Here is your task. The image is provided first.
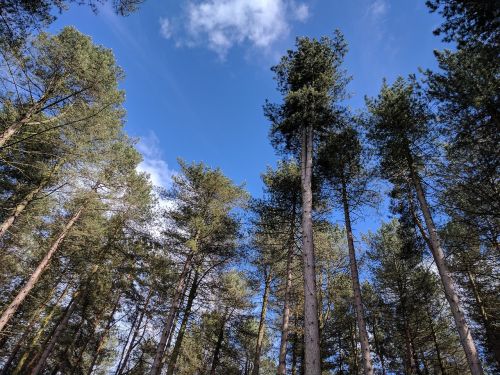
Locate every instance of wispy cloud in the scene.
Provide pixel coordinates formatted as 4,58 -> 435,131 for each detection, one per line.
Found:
159,0 -> 310,58
159,17 -> 173,39
368,0 -> 388,20
136,132 -> 175,189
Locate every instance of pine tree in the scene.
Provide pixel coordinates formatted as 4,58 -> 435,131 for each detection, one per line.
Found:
265,31 -> 349,374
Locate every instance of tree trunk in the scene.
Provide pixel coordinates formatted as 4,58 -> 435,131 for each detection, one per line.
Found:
0,159 -> 64,239
150,253 -> 193,375
403,319 -> 417,375
300,125 -> 321,375
278,242 -> 294,375
116,288 -> 153,375
166,271 -> 199,375
425,307 -> 446,375
1,280 -> 62,375
11,282 -> 71,375
30,292 -> 79,375
467,270 -> 500,367
209,313 -> 227,375
341,179 -> 374,375
408,157 -> 484,375
0,207 -> 84,333
370,317 -> 386,375
291,312 -> 298,375
86,293 -> 121,374
251,269 -> 271,375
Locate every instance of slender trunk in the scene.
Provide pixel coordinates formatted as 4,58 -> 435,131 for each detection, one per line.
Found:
251,269 -> 271,375
350,321 -> 359,374
166,271 -> 199,375
11,283 -> 71,375
0,94 -> 49,148
1,281 -> 62,375
467,270 -> 500,368
403,320 -> 417,375
408,157 -> 484,375
370,317 -> 386,375
341,179 -> 374,375
30,293 -> 79,375
291,312 -> 298,375
150,253 -> 193,375
425,307 -> 446,375
86,293 -> 121,375
278,244 -> 294,375
116,289 -> 153,375
209,314 -> 227,375
300,125 -> 321,375
0,159 -> 64,239
0,207 -> 84,333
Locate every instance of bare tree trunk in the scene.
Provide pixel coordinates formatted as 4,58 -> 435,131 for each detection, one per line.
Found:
87,293 -> 121,374
404,320 -> 417,375
291,311 -> 298,375
467,270 -> 500,367
251,269 -> 271,375
150,253 -> 193,375
166,271 -> 199,375
116,288 -> 153,375
1,280 -> 62,375
408,158 -> 484,375
369,317 -> 386,375
0,159 -> 64,239
11,282 -> 71,375
0,207 -> 84,333
30,292 -> 79,375
300,125 -> 321,375
425,306 -> 446,375
209,313 -> 227,375
341,179 -> 374,375
278,245 -> 294,375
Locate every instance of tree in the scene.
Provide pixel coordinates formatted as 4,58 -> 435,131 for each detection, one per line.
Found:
149,160 -> 247,375
425,0 -> 500,48
318,125 -> 375,375
264,31 -> 349,375
366,77 -> 484,375
0,0 -> 144,47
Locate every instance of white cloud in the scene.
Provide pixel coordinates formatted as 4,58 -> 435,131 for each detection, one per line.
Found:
162,0 -> 309,58
136,132 -> 175,189
159,17 -> 173,39
368,0 -> 388,19
291,2 -> 309,22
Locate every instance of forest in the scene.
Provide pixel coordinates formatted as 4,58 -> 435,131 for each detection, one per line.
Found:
0,0 -> 498,374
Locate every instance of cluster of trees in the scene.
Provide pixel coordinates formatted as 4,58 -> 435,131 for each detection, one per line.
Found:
0,1 -> 498,374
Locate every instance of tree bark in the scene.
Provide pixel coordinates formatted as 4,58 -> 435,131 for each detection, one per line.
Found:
209,313 -> 227,375
86,293 -> 121,374
300,125 -> 321,375
149,253 -> 193,375
0,207 -> 84,333
251,269 -> 272,375
0,159 -> 64,239
11,282 -> 71,375
427,310 -> 446,375
408,157 -> 484,375
0,280 -> 62,375
467,270 -> 500,367
341,179 -> 375,375
116,288 -> 153,375
278,243 -> 294,375
166,271 -> 199,375
30,292 -> 79,375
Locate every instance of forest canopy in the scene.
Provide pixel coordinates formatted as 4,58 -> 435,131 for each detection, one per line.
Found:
0,1 -> 498,375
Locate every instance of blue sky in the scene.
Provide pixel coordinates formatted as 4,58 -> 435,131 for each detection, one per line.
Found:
51,0 -> 446,234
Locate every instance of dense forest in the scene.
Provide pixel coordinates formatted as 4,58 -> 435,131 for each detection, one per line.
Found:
0,1 -> 498,374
